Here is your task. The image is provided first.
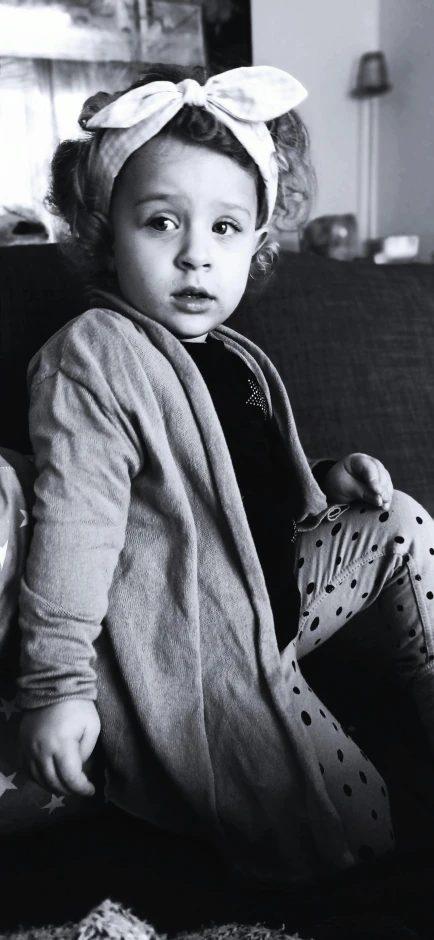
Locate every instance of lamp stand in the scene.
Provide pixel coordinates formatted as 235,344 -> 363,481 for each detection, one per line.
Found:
357,95 -> 379,255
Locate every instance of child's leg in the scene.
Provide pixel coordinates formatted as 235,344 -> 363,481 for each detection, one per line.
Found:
294,489 -> 434,735
282,488 -> 434,864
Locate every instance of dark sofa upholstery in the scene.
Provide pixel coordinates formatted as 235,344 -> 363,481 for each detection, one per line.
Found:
2,244 -> 434,935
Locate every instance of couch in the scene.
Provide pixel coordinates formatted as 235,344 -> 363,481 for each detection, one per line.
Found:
1,243 -> 434,937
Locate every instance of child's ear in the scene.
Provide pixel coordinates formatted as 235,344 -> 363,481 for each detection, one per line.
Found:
252,228 -> 269,257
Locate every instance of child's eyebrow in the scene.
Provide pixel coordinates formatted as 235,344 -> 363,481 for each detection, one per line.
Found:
220,202 -> 253,219
135,194 -> 252,218
135,193 -> 176,206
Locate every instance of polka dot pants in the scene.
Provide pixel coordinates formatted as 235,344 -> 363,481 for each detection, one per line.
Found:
283,489 -> 434,865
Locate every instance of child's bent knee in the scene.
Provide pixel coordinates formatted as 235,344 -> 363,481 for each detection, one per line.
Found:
389,489 -> 433,532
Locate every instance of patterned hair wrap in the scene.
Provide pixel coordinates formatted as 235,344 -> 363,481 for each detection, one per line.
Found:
85,66 -> 308,225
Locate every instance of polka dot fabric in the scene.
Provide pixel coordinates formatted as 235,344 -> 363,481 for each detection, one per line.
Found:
282,639 -> 394,860
289,488 -> 434,862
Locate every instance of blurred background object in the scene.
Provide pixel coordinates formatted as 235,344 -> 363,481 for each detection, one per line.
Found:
199,0 -> 252,71
0,0 -> 206,66
0,205 -> 49,246
352,50 -> 392,97
300,214 -> 358,261
351,50 -> 393,255
371,234 -> 420,264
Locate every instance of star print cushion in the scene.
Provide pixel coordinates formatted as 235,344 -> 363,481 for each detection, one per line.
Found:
0,448 -> 105,833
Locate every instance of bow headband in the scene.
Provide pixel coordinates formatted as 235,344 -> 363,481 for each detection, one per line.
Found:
85,66 -> 308,225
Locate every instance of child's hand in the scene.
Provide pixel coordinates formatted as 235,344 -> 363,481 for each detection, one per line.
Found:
322,453 -> 393,509
20,699 -> 100,798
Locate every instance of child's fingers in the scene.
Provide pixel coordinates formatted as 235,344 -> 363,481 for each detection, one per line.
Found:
53,744 -> 95,797
78,711 -> 101,763
368,465 -> 393,507
29,756 -> 69,796
354,458 -> 382,503
358,457 -> 392,507
360,456 -> 380,486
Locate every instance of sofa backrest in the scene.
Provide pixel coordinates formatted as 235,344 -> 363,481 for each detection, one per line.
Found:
2,243 -> 434,514
1,244 -> 87,455
234,254 -> 434,516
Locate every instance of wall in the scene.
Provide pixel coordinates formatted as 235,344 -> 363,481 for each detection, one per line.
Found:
251,0 -> 379,244
378,0 -> 434,261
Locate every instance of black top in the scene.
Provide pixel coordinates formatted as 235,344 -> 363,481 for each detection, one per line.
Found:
183,336 -> 302,651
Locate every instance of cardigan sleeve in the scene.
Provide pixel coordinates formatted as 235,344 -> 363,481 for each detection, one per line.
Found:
17,366 -> 142,710
310,459 -> 337,493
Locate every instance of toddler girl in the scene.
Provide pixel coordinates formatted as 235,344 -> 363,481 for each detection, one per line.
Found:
17,63 -> 434,887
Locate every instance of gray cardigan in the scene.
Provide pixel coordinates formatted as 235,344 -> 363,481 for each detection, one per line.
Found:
17,290 -> 354,885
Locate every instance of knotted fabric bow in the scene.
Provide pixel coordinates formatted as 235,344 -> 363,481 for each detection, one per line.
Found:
86,66 -> 308,225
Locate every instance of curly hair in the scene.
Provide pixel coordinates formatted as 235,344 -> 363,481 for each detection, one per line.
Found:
47,63 -> 316,290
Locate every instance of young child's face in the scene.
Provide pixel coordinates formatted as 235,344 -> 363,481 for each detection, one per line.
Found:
110,135 -> 267,342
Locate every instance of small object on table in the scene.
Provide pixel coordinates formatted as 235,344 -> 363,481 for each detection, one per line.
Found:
300,214 -> 358,261
372,234 -> 419,264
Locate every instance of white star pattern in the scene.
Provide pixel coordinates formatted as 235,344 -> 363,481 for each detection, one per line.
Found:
0,540 -> 8,570
19,509 -> 29,528
246,378 -> 268,417
42,794 -> 65,814
0,698 -> 20,721
0,771 -> 18,797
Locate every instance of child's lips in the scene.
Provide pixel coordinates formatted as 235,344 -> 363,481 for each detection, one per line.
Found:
171,289 -> 216,313
173,288 -> 215,300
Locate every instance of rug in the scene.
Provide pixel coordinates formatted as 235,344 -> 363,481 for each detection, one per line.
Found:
0,902 -> 303,940
0,899 -> 424,940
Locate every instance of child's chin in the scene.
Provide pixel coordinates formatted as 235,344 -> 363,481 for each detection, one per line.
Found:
177,330 -> 209,343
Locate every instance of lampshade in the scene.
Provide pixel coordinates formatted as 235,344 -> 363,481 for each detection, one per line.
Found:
352,51 -> 392,98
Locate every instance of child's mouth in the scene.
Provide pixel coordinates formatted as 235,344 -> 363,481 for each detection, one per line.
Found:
172,288 -> 215,312
174,288 -> 214,299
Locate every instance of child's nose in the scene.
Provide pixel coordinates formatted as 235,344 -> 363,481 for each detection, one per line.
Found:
175,230 -> 211,270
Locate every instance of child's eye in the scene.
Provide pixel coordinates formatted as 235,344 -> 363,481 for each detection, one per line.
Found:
147,216 -> 177,232
213,220 -> 241,235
